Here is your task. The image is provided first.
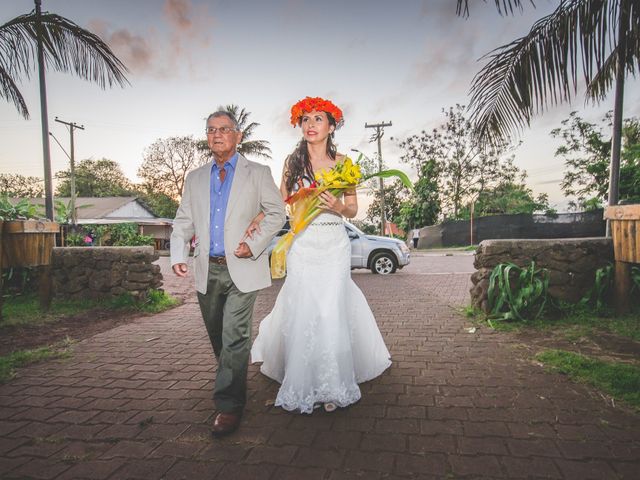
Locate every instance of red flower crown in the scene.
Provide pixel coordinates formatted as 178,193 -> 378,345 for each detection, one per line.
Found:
290,96 -> 344,127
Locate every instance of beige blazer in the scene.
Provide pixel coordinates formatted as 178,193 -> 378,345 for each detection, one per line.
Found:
170,154 -> 286,294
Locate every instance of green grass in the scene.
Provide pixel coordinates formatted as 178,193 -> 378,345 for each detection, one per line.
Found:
529,307 -> 640,342
138,289 -> 179,313
0,338 -> 74,383
536,349 -> 640,409
1,289 -> 179,328
468,302 -> 640,342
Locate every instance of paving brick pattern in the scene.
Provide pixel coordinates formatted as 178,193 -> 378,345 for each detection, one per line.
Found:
1,257 -> 639,479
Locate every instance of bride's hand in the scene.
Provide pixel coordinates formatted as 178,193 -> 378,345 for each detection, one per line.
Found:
318,191 -> 344,215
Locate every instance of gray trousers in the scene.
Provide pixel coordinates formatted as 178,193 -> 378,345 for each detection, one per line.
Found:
197,263 -> 257,413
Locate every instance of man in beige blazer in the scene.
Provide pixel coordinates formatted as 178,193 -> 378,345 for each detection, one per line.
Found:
171,110 -> 285,436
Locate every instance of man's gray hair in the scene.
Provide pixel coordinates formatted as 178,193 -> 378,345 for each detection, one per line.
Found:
206,110 -> 239,130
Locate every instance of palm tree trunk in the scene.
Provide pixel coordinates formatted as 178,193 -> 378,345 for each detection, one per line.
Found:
606,0 -> 629,237
35,0 -> 54,221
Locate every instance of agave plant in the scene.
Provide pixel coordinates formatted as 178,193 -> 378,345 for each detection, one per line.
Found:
579,263 -> 615,313
487,261 -> 550,322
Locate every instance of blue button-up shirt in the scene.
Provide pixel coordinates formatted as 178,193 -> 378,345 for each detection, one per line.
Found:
209,153 -> 237,256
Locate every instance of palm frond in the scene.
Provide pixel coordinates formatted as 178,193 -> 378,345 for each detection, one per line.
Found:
587,0 -> 640,100
241,121 -> 259,139
0,63 -> 29,118
238,140 -> 272,160
0,10 -> 129,117
456,0 -> 533,18
467,0 -> 637,147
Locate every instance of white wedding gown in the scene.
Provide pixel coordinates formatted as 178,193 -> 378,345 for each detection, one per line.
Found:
251,212 -> 392,414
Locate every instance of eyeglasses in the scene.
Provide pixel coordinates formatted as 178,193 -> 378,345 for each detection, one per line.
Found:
205,126 -> 237,135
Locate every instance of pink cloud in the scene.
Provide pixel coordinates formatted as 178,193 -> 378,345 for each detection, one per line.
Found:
87,0 -> 215,80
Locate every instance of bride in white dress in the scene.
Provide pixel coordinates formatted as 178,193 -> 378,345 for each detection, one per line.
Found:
249,97 -> 391,414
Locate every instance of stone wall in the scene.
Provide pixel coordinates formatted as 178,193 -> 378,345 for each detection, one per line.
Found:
470,238 -> 613,312
52,246 -> 163,299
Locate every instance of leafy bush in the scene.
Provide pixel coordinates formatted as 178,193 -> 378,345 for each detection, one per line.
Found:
487,261 -> 549,322
95,223 -> 154,246
632,266 -> 640,296
577,263 -> 614,315
1,267 -> 38,296
0,195 -> 41,220
65,232 -> 86,247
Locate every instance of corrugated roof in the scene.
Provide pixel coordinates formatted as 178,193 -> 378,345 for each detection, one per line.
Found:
11,197 -> 155,219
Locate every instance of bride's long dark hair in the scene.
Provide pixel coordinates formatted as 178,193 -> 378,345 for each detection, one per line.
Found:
284,113 -> 338,194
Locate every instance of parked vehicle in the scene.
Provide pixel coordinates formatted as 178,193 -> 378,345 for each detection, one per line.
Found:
267,220 -> 410,274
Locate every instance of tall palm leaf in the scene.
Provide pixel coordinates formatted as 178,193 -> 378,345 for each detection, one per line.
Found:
457,0 -> 531,17
0,8 -> 129,118
197,104 -> 272,160
457,0 -> 639,148
223,104 -> 272,160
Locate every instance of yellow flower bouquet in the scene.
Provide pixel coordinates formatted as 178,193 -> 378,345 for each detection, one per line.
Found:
270,156 -> 412,279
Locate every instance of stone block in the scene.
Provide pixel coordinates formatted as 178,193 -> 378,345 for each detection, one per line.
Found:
122,281 -> 147,291
95,260 -> 112,270
128,263 -> 151,273
126,271 -> 154,283
110,286 -> 126,296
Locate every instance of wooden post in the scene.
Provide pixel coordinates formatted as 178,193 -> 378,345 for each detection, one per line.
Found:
614,260 -> 631,315
604,205 -> 640,315
39,265 -> 52,311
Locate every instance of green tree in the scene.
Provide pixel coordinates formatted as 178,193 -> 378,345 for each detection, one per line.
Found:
397,160 -> 441,231
0,173 -> 43,197
458,0 -> 639,209
552,112 -> 640,208
136,191 -> 179,219
469,181 -> 553,217
196,104 -> 272,160
397,105 -> 517,220
138,136 -> 205,200
56,158 -> 134,197
0,3 -> 128,119
366,180 -> 409,228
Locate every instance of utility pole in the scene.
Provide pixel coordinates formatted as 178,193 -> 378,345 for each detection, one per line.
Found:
365,121 -> 392,236
54,117 -> 84,226
606,0 -> 629,237
35,0 -> 54,221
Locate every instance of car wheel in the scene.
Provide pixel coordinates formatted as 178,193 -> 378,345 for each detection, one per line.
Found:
370,252 -> 397,275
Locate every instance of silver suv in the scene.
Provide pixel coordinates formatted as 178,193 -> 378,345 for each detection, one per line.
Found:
268,221 -> 410,275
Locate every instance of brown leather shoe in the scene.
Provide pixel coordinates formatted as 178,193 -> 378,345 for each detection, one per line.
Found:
211,411 -> 241,437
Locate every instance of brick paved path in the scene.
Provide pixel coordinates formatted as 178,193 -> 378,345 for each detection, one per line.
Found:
1,256 -> 638,479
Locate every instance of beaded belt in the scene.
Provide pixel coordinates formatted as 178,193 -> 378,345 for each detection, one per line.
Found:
310,221 -> 342,226
209,256 -> 227,265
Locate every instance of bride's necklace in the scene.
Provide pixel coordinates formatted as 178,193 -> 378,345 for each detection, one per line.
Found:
310,155 -> 335,172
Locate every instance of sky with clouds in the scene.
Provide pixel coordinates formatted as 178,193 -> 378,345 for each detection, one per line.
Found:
1,0 -> 639,214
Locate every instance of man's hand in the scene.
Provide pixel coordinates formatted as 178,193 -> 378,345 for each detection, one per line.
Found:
172,263 -> 188,277
234,242 -> 253,258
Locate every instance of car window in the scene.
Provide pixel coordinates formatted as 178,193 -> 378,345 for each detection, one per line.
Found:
345,221 -> 364,235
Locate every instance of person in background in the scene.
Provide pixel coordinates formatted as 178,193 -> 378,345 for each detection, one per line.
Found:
412,228 -> 420,249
